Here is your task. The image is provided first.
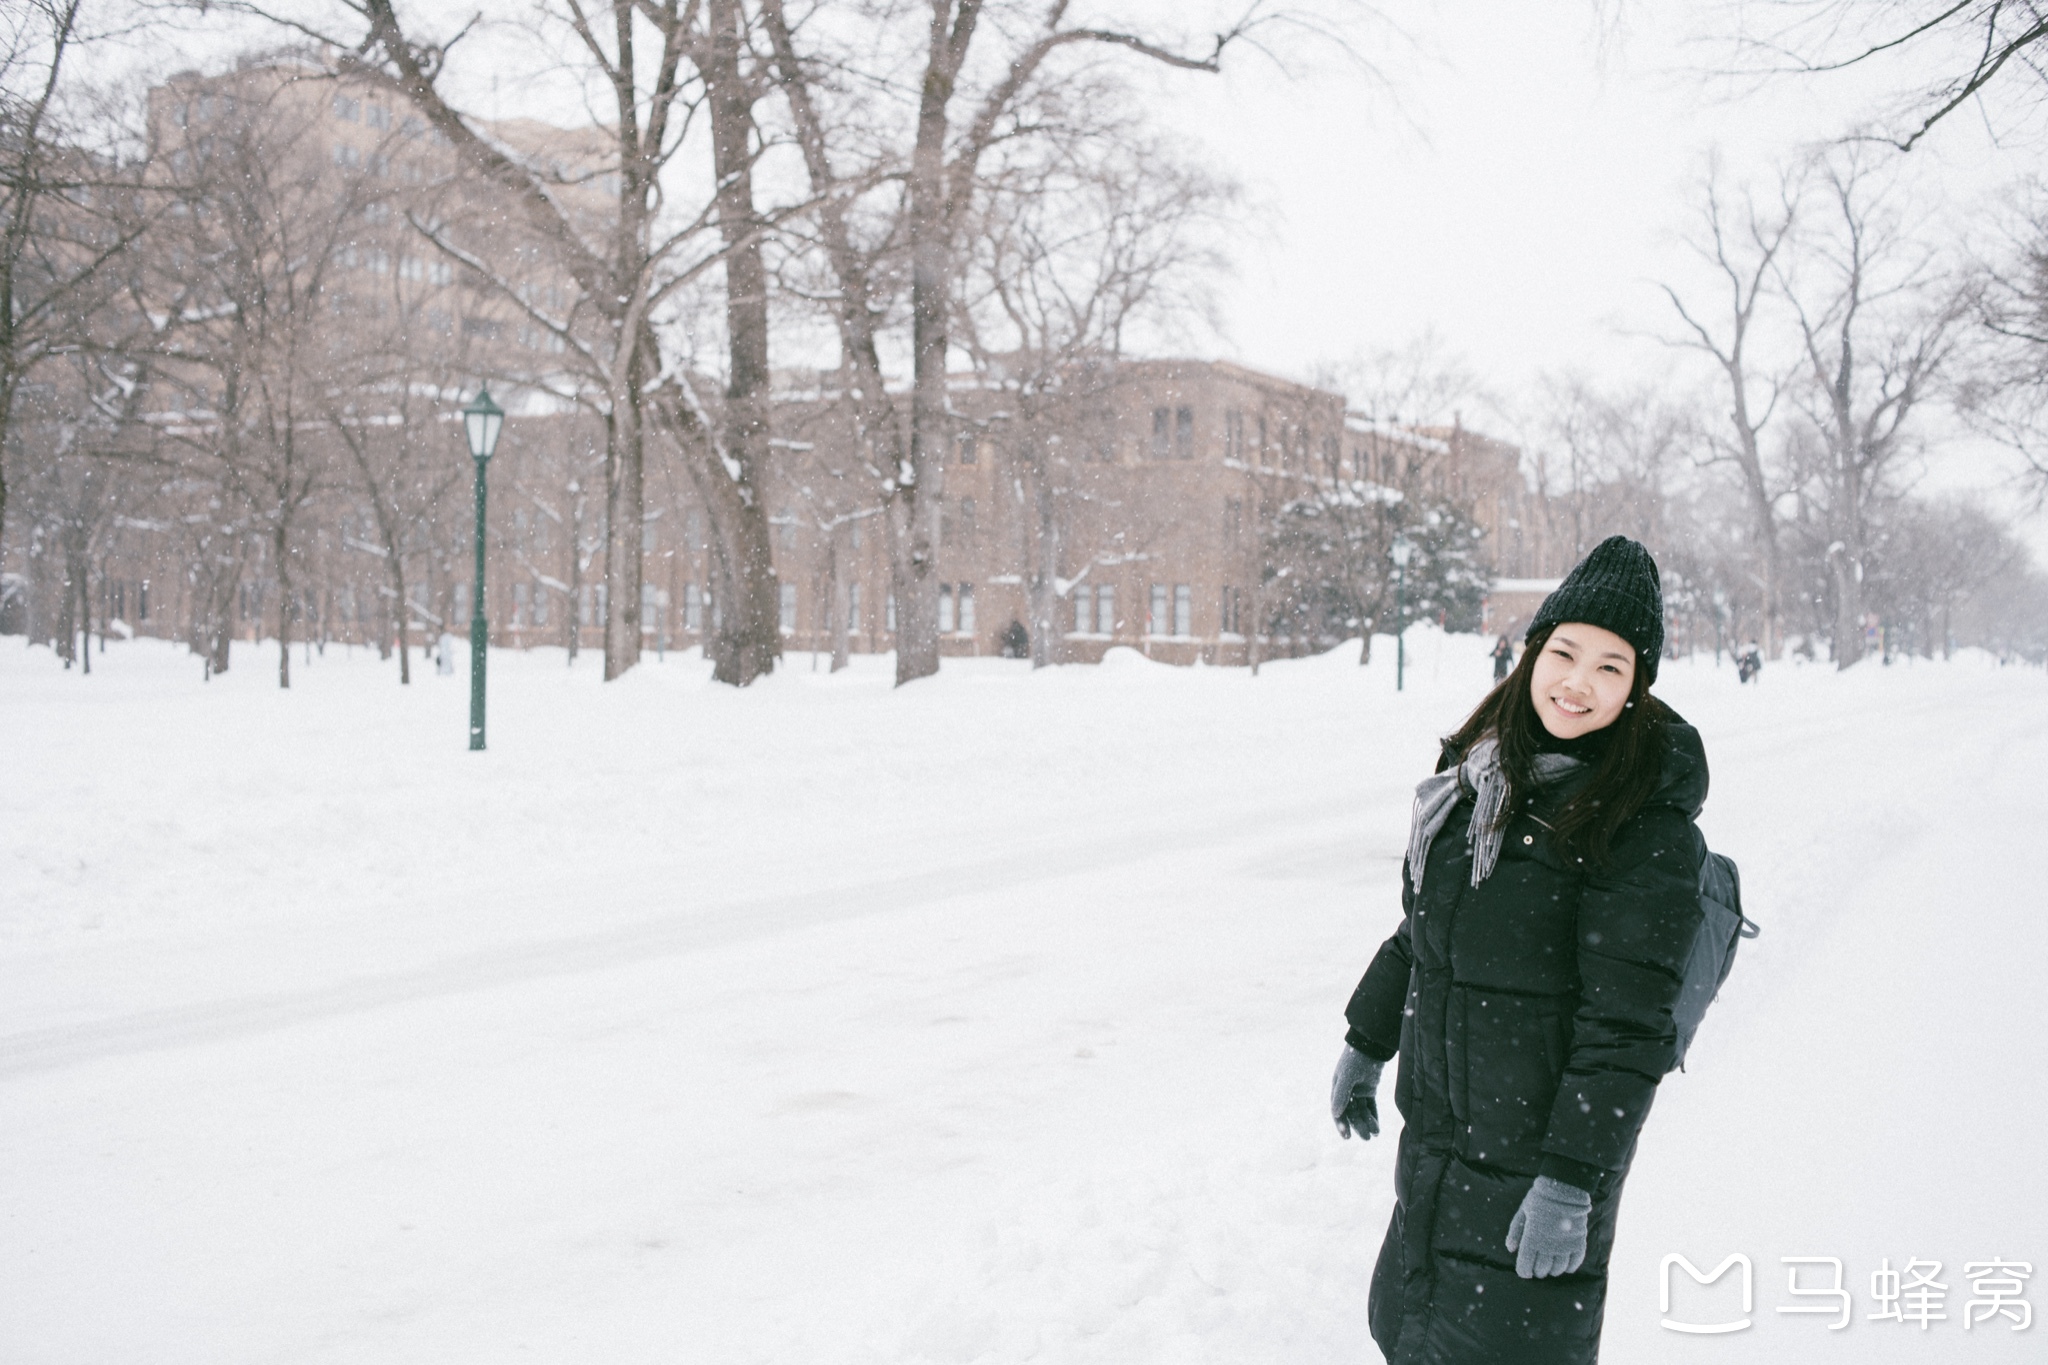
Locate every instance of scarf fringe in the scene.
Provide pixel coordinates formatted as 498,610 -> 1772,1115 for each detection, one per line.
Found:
1407,736 -> 1584,895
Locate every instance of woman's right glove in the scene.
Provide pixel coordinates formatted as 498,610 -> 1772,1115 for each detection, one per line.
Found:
1329,1044 -> 1385,1139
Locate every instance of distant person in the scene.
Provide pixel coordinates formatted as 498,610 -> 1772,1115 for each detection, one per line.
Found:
1331,536 -> 1712,1365
436,631 -> 455,676
1491,633 -> 1515,682
1736,641 -> 1761,685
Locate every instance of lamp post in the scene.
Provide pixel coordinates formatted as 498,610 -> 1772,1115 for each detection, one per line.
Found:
462,387 -> 504,751
1391,536 -> 1413,693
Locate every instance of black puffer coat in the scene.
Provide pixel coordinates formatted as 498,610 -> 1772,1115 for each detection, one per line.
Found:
1345,715 -> 1709,1365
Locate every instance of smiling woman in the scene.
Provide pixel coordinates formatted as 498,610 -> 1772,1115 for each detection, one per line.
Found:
1331,536 -> 1712,1365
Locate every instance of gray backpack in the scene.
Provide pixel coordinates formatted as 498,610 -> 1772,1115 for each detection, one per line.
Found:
1671,831 -> 1758,1071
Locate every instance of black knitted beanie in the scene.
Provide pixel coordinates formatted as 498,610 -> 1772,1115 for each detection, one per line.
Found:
1525,535 -> 1666,683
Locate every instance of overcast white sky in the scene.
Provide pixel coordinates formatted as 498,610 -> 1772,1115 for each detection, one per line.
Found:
132,0 -> 2045,547
1120,0 -> 2044,546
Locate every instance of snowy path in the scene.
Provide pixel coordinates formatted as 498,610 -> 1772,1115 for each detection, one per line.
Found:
4,636 -> 2043,1363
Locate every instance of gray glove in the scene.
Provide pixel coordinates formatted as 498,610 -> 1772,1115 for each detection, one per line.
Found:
1329,1044 -> 1384,1139
1506,1175 -> 1592,1279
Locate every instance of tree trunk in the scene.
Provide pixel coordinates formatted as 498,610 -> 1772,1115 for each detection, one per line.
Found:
56,543 -> 77,667
882,3 -> 981,687
1830,541 -> 1865,670
75,549 -> 91,675
1028,477 -> 1061,669
389,552 -> 411,684
602,401 -> 645,681
565,490 -> 583,663
275,520 -> 293,688
701,0 -> 782,687
828,530 -> 850,673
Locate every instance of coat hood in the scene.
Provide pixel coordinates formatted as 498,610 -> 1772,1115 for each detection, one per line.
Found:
1655,708 -> 1710,821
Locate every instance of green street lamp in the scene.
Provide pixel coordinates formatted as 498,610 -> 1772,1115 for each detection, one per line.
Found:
1391,536 -> 1413,693
462,387 -> 504,750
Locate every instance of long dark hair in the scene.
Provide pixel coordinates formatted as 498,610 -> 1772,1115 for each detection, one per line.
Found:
1442,623 -> 1671,868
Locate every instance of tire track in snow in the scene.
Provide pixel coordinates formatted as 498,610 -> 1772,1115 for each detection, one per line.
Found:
0,795 -> 1360,1079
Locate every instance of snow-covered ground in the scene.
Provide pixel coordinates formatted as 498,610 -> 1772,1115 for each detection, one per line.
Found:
4,631 -> 2043,1363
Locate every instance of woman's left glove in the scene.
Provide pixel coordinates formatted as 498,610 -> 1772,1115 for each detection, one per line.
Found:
1506,1175 -> 1593,1279
1329,1044 -> 1384,1139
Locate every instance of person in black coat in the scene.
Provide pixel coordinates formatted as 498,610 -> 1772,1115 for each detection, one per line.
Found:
1331,536 -> 1708,1365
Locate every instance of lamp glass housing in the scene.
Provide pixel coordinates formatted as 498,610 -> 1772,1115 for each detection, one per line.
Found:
463,388 -> 505,462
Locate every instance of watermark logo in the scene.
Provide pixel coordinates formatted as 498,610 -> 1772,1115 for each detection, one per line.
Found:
1661,1254 -> 2032,1337
1777,1256 -> 1851,1330
1660,1253 -> 1753,1334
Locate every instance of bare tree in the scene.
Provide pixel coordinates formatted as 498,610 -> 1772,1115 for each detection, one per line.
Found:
1729,1 -> 2048,151
1776,150 -> 1966,667
1965,177 -> 2048,502
144,75 -> 385,688
959,128 -> 1234,668
762,0 -> 1268,685
1,0 -> 152,570
1660,162 -> 1799,656
320,329 -> 468,685
222,0 -> 790,683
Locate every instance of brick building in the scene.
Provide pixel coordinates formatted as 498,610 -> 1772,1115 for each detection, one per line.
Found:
50,64 -> 1560,670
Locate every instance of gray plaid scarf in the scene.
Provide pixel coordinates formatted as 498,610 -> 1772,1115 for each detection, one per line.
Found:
1406,735 -> 1585,894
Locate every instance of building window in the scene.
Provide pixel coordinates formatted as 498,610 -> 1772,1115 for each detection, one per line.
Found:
533,584 -> 550,627
956,497 -> 976,544
642,520 -> 656,553
331,143 -> 359,168
453,582 -> 470,622
956,432 -> 977,464
1074,590 -> 1090,634
887,592 -> 896,633
332,95 -> 360,122
1175,406 -> 1194,459
641,583 -> 659,635
139,580 -> 150,621
512,582 -> 530,627
1150,583 -> 1168,635
848,583 -> 862,633
578,584 -> 593,626
957,583 -> 975,635
939,583 -> 955,634
684,582 -> 701,632
1225,409 -> 1244,460
779,583 -> 797,633
1097,584 -> 1116,635
1221,586 -> 1241,636
685,508 -> 704,551
365,103 -> 389,130
1151,407 -> 1170,458
1257,415 -> 1269,466
1174,584 -> 1191,637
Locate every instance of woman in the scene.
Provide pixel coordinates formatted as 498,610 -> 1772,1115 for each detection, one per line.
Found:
1330,536 -> 1708,1365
